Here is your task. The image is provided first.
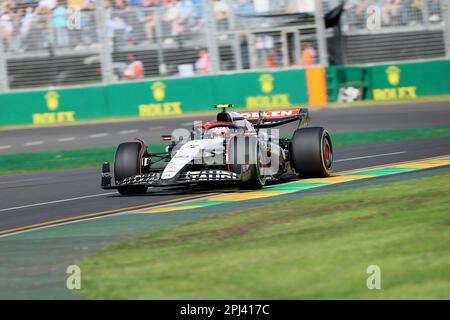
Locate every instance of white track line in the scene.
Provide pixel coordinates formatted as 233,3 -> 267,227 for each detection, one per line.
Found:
0,145 -> 12,150
23,141 -> 44,147
0,177 -> 53,185
88,133 -> 109,138
0,192 -> 116,213
0,193 -> 222,238
151,126 -> 166,130
335,151 -> 406,163
119,129 -> 138,134
0,155 -> 447,238
57,137 -> 75,142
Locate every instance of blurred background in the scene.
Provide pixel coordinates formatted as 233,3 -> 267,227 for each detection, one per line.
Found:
1,0 -> 450,301
0,0 -> 448,90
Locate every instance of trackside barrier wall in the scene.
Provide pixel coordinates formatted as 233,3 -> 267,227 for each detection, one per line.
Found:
3,59 -> 448,127
327,59 -> 450,102
0,70 -> 310,127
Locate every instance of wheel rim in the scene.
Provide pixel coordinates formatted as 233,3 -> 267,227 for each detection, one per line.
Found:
257,146 -> 267,184
322,136 -> 333,169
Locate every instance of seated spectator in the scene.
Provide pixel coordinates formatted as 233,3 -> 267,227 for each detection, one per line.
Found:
177,0 -> 194,29
393,0 -> 419,26
140,0 -> 160,44
382,0 -> 402,26
53,1 -> 69,47
265,48 -> 281,68
104,0 -> 132,44
162,0 -> 182,39
85,0 -> 97,10
127,36 -> 137,45
195,49 -> 210,74
11,6 -> 35,52
80,1 -> 98,46
236,0 -> 254,16
123,54 -> 144,79
114,0 -> 135,24
142,0 -> 161,6
129,0 -> 145,7
190,0 -> 205,32
37,0 -> 57,15
214,0 -> 229,31
342,0 -> 367,30
301,42 -> 316,66
0,7 -> 14,50
68,0 -> 85,9
288,0 -> 316,13
253,0 -> 270,14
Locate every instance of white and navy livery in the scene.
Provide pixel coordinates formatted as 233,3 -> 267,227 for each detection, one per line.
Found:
101,104 -> 333,195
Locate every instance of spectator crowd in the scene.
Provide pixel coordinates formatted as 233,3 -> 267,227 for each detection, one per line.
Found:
0,0 -> 325,52
343,0 -> 442,30
0,0 -> 98,51
0,0 -> 444,80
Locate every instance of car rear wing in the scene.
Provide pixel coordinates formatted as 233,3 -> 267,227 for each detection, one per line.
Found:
240,108 -> 309,129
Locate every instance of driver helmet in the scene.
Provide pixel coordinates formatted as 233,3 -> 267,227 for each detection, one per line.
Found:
208,126 -> 229,139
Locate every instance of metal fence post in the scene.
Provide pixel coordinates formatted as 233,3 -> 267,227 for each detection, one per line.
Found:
442,0 -> 450,57
155,9 -> 166,75
96,1 -> 114,83
247,33 -> 256,69
422,0 -> 430,27
228,1 -> 242,70
314,0 -> 329,66
0,40 -> 8,92
205,0 -> 220,73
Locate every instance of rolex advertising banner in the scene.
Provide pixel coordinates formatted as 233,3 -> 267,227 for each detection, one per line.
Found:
106,70 -> 308,118
0,69 -> 308,127
2,60 -> 450,127
327,59 -> 450,102
105,75 -> 216,118
0,86 -> 108,127
371,60 -> 450,101
212,70 -> 308,110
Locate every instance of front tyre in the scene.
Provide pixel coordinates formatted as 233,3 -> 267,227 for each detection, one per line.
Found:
291,127 -> 333,178
114,142 -> 148,195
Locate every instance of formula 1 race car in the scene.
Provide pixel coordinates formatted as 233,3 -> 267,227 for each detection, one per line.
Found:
101,104 -> 333,195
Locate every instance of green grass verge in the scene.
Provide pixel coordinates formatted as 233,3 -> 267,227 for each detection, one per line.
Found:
79,171 -> 450,299
0,126 -> 449,175
331,126 -> 450,146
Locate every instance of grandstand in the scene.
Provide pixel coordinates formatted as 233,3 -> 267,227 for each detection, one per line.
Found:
331,0 -> 449,64
0,0 -> 448,90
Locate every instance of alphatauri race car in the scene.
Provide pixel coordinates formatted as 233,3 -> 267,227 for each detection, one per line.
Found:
101,104 -> 333,195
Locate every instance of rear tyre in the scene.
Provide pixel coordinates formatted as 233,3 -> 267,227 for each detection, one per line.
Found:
291,127 -> 333,178
114,142 -> 148,195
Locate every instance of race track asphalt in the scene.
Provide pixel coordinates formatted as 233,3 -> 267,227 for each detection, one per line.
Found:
1,100 -> 449,154
1,136 -> 449,234
0,101 -> 449,234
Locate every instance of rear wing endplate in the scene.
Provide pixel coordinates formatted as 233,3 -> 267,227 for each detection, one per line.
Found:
240,108 -> 309,128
